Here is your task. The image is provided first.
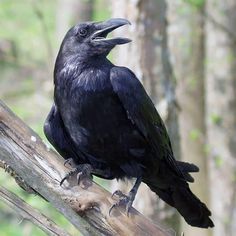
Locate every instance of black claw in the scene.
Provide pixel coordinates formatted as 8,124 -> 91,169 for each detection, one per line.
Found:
63,158 -> 74,168
109,203 -> 117,216
111,190 -> 126,199
60,169 -> 75,186
60,164 -> 93,186
60,177 -> 67,186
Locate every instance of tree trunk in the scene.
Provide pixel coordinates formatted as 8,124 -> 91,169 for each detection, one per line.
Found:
206,1 -> 236,235
111,0 -> 180,232
168,2 -> 211,236
56,0 -> 94,47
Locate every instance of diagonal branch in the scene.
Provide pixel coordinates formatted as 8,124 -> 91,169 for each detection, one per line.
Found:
0,186 -> 71,236
0,99 -> 172,236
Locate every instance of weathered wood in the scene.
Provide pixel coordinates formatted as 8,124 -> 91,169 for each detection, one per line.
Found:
0,100 -> 172,236
0,186 -> 71,236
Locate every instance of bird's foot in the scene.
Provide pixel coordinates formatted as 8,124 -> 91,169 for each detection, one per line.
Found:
63,158 -> 76,168
60,163 -> 93,186
76,164 -> 93,184
109,190 -> 135,216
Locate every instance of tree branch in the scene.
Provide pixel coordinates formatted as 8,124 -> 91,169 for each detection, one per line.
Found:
0,100 -> 172,236
0,186 -> 71,236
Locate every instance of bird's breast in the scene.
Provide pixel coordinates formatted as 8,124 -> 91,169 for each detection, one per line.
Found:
56,70 -> 129,136
55,68 -> 148,172
76,88 -> 127,132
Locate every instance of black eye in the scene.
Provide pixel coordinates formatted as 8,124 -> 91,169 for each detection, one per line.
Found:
79,28 -> 87,37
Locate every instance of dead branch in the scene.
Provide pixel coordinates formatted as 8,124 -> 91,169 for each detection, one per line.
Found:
0,100 -> 172,236
0,186 -> 71,236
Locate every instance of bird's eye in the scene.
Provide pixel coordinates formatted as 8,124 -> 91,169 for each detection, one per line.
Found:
79,28 -> 87,37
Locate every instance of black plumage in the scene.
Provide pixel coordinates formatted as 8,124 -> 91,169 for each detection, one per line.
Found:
44,18 -> 214,228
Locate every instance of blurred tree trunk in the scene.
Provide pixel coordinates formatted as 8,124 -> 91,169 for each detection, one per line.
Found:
206,1 -> 236,235
168,1 -> 211,236
111,0 -> 180,232
56,0 -> 94,47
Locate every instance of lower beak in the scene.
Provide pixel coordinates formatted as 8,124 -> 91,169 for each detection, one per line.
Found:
91,18 -> 131,45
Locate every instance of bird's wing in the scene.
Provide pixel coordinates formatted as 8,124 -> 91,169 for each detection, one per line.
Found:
44,103 -> 84,162
110,66 -> 184,178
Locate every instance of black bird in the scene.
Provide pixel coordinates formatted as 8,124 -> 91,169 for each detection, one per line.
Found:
44,18 -> 214,228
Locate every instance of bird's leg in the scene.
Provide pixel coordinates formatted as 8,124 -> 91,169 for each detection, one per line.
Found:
60,163 -> 114,186
109,176 -> 142,216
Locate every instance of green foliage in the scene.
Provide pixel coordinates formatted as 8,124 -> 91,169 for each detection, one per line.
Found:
204,144 -> 211,155
0,0 -> 56,65
214,155 -> 223,168
93,0 -> 111,21
210,113 -> 222,125
189,129 -> 201,141
184,0 -> 205,8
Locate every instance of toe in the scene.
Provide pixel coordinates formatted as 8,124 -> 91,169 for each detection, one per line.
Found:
111,190 -> 127,199
109,203 -> 118,216
63,158 -> 74,167
109,191 -> 134,216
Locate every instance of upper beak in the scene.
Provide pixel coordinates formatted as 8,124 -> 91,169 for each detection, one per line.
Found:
91,18 -> 131,45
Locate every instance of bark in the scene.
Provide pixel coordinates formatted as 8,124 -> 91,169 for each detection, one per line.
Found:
111,0 -> 180,232
0,100 -> 171,236
168,1 -> 211,236
74,0 -> 94,22
206,1 -> 236,236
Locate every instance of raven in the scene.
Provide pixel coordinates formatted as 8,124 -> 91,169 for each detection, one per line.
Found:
44,18 -> 214,228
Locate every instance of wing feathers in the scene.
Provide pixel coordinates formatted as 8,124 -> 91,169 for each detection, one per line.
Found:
110,66 -> 185,179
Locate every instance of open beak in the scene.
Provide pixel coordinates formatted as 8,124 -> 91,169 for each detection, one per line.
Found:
91,18 -> 131,45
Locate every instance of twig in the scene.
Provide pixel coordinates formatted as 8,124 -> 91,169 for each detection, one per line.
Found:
0,160 -> 37,194
0,186 -> 71,236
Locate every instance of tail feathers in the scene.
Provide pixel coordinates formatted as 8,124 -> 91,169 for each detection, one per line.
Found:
176,161 -> 199,172
172,186 -> 214,228
147,183 -> 214,228
176,161 -> 199,183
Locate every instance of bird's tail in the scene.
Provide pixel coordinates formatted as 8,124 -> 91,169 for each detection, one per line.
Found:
145,180 -> 214,228
176,160 -> 199,183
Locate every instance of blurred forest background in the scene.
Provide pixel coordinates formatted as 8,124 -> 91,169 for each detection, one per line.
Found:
0,0 -> 235,235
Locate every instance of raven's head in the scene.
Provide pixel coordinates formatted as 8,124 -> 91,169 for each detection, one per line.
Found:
59,18 -> 131,61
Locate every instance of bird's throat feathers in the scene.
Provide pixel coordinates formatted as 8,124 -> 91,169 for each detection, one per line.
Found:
54,54 -> 113,93
54,52 -> 112,84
